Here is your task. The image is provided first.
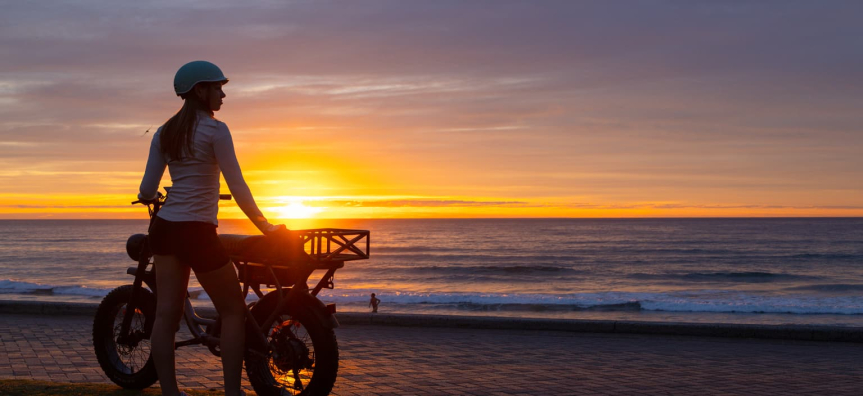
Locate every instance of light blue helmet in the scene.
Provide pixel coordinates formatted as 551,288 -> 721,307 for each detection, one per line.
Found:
173,60 -> 228,96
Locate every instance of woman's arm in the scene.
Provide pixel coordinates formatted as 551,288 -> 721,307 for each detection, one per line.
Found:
213,123 -> 279,234
139,130 -> 167,200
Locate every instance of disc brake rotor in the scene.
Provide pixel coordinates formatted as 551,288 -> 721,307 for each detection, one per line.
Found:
270,321 -> 313,373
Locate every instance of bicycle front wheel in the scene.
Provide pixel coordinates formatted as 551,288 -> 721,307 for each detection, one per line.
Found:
92,284 -> 158,389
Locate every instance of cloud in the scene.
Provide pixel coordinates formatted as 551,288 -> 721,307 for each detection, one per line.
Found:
1,1 -> 862,213
563,203 -> 863,211
0,205 -> 129,209
307,199 -> 533,208
303,198 -> 863,211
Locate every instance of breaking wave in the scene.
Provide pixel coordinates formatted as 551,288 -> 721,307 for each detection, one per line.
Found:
0,279 -> 112,298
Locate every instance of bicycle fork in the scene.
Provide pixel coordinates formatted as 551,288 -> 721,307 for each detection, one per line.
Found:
118,242 -> 153,345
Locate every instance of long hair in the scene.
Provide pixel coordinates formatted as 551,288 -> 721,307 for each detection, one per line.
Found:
160,85 -> 214,161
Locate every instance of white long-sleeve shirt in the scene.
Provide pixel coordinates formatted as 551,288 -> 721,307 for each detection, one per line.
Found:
139,112 -> 274,233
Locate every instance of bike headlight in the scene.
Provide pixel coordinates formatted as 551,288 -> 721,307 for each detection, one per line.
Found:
126,234 -> 147,261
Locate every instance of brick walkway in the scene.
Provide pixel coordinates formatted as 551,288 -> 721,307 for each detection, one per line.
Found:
1,313 -> 862,395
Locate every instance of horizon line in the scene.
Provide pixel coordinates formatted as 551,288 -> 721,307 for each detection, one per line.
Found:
2,216 -> 862,221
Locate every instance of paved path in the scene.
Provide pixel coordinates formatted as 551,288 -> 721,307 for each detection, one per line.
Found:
1,313 -> 862,395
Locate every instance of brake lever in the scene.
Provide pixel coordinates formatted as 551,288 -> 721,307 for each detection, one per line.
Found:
132,191 -> 164,206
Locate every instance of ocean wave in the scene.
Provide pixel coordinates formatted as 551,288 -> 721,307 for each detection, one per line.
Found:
0,279 -> 112,297
638,297 -> 863,315
628,271 -> 817,283
373,246 -> 467,253
784,284 -> 863,292
0,279 -> 230,302
452,301 -> 642,312
617,247 -> 735,255
789,253 -> 863,260
314,290 -> 863,315
371,265 -> 579,275
5,278 -> 863,316
368,253 -> 581,262
35,238 -> 102,243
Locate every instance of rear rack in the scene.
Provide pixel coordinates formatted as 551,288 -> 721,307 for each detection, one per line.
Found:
297,228 -> 370,263
229,228 -> 371,293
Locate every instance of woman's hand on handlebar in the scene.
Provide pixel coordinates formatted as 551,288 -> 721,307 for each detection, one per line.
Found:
132,191 -> 163,205
263,223 -> 289,237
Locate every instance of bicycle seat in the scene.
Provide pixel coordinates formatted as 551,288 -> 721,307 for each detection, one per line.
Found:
219,234 -> 309,266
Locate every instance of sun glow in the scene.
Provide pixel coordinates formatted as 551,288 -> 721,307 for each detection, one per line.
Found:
272,200 -> 324,219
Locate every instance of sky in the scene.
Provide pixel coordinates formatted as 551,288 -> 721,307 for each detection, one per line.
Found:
1,0 -> 862,219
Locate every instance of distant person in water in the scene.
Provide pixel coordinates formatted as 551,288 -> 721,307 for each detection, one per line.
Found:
369,293 -> 381,313
139,60 -> 284,396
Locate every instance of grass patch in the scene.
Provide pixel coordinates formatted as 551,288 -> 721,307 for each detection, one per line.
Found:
0,379 -> 247,396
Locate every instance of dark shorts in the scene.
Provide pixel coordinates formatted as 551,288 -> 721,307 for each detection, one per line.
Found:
148,216 -> 230,274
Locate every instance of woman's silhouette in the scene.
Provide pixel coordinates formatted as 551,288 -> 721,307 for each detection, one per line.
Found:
139,60 -> 284,396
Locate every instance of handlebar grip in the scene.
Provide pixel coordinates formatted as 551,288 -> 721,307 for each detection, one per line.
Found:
132,197 -> 159,205
133,191 -> 165,205
219,194 -> 232,200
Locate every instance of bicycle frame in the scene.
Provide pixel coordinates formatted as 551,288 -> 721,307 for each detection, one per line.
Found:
122,252 -> 267,353
119,193 -> 273,352
118,191 -> 369,356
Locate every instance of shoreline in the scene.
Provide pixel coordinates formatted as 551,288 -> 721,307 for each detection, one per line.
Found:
3,299 -> 861,343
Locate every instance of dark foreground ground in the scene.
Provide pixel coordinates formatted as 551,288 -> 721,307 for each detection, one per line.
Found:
1,313 -> 862,395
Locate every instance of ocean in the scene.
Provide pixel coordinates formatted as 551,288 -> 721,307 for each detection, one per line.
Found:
1,218 -> 862,326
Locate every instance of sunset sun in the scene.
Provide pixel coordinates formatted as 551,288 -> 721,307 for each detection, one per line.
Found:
272,200 -> 323,219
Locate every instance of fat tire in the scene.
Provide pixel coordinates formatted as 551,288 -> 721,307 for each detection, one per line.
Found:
245,291 -> 339,396
92,284 -> 158,389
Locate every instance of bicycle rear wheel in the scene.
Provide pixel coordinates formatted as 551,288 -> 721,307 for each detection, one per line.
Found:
245,291 -> 339,396
92,284 -> 158,389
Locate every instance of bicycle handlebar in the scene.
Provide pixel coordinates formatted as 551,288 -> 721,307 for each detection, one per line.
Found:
131,191 -> 232,205
131,192 -> 164,205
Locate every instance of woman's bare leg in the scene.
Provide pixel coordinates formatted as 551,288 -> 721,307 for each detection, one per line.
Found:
195,261 -> 245,396
151,254 -> 191,396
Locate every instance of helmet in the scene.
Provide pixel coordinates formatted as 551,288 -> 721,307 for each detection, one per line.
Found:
173,60 -> 228,96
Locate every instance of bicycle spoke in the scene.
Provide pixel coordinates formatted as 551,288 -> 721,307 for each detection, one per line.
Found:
292,367 -> 304,391
260,314 -> 316,395
107,303 -> 151,374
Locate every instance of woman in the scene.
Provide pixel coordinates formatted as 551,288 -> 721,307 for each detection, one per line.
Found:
139,60 -> 283,396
